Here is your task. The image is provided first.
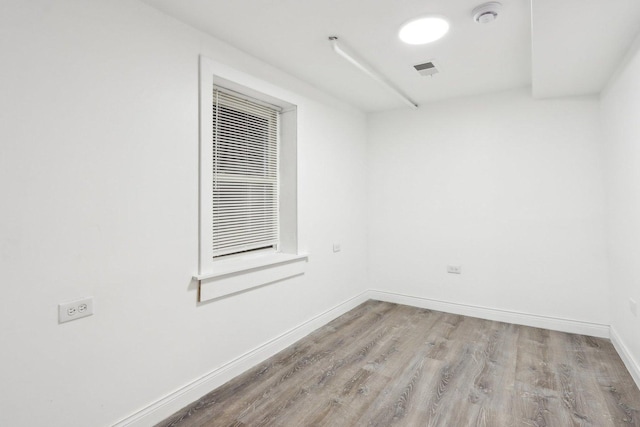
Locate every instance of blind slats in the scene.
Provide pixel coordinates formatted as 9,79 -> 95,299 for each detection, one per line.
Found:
212,89 -> 279,258
212,232 -> 279,245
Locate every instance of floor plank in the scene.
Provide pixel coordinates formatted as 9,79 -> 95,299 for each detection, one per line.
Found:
157,300 -> 640,427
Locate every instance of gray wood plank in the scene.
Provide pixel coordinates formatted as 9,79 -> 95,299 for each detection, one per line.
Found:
155,300 -> 640,427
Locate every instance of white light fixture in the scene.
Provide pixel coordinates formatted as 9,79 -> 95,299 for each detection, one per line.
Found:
329,37 -> 418,110
398,17 -> 450,45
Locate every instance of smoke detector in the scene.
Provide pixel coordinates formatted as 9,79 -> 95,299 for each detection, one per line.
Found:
472,2 -> 502,24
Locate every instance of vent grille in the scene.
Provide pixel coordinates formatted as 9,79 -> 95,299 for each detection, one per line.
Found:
414,61 -> 438,77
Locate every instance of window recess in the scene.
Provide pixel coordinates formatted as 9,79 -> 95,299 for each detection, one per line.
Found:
196,56 -> 306,301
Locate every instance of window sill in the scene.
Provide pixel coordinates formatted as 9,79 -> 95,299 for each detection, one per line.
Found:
195,252 -> 309,302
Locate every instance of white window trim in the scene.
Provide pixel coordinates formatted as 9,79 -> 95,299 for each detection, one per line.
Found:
196,56 -> 307,301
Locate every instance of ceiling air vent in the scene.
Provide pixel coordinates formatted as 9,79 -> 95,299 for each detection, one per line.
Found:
414,61 -> 438,77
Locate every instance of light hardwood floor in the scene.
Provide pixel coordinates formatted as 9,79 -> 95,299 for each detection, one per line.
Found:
157,300 -> 640,426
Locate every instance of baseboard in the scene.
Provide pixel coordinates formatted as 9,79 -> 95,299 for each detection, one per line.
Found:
610,326 -> 640,390
111,291 -> 371,427
368,290 -> 610,338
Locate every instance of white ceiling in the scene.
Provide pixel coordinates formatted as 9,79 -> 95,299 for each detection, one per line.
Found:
532,0 -> 640,99
142,0 -> 640,112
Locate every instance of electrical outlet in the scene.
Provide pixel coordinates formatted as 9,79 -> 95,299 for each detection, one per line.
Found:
333,243 -> 341,253
447,265 -> 462,274
59,297 -> 94,324
630,298 -> 638,317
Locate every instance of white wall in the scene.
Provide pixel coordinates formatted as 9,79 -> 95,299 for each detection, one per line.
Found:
0,1 -> 368,426
601,34 -> 640,379
367,88 -> 610,325
2,1 -> 638,425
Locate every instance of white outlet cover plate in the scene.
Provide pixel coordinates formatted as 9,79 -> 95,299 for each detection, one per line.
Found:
447,265 -> 462,274
59,297 -> 94,324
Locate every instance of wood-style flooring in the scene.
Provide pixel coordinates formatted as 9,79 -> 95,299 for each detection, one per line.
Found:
157,300 -> 640,426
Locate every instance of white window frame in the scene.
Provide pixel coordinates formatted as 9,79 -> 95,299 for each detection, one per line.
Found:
195,56 -> 306,301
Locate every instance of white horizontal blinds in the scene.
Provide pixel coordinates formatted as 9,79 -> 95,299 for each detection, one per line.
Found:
212,88 -> 279,257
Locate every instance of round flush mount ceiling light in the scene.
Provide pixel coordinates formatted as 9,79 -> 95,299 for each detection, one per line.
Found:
398,17 -> 450,45
472,2 -> 502,24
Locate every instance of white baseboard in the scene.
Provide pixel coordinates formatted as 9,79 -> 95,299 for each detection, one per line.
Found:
610,326 -> 640,390
368,290 -> 610,338
114,289 -> 616,426
111,291 -> 371,427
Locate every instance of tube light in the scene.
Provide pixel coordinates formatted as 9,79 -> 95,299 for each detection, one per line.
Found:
329,37 -> 418,110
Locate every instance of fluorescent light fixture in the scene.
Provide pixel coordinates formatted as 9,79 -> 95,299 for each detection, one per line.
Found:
399,17 -> 450,45
329,37 -> 418,110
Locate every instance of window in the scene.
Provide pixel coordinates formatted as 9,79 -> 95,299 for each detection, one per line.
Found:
211,89 -> 279,257
196,56 -> 306,301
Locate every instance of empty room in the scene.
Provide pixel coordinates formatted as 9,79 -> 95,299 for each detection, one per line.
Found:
2,0 -> 640,426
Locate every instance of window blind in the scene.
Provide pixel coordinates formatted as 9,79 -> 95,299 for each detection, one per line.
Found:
212,89 -> 279,258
